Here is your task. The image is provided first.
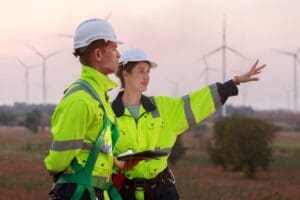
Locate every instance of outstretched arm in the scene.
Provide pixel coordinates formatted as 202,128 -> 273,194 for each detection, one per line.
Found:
233,60 -> 266,85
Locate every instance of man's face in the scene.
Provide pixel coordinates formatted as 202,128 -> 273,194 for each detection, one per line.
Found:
99,41 -> 120,75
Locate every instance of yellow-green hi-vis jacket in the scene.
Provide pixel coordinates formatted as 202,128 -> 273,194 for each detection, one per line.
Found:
112,80 -> 238,179
44,65 -> 117,199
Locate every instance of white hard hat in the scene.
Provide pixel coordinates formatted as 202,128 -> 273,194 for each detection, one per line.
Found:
74,18 -> 122,49
119,48 -> 157,68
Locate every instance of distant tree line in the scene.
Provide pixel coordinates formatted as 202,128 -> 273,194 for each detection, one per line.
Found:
0,103 -> 56,133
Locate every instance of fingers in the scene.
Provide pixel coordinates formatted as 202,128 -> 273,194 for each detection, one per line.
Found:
249,77 -> 259,81
123,158 -> 143,171
251,59 -> 259,69
255,64 -> 266,72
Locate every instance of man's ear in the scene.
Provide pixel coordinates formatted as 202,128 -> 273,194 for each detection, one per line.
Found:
123,70 -> 129,79
95,48 -> 103,62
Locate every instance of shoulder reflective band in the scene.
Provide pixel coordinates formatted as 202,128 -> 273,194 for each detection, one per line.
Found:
148,96 -> 160,118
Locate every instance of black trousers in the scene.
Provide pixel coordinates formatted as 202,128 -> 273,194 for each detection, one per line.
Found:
49,183 -> 105,200
120,180 -> 179,200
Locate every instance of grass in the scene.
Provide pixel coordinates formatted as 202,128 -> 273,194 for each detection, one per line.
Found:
0,127 -> 300,200
0,127 -> 52,199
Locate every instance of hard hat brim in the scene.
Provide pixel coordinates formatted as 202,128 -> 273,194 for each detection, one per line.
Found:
119,60 -> 157,68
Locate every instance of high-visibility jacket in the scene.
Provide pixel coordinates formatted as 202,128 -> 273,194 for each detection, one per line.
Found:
44,65 -> 117,199
112,80 -> 238,179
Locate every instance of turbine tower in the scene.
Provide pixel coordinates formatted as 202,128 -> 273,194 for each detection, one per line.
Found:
16,58 -> 37,103
25,44 -> 64,104
274,48 -> 300,112
202,15 -> 251,116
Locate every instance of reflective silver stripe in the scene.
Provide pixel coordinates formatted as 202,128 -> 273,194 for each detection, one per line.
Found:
209,84 -> 222,109
182,95 -> 196,128
148,96 -> 160,118
51,139 -> 84,151
52,141 -> 97,151
63,172 -> 108,183
82,142 -> 94,151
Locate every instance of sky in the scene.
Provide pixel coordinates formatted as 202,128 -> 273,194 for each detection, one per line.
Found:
1,0 -> 300,111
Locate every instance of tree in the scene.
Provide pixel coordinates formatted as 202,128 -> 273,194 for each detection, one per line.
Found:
24,109 -> 42,133
207,114 -> 276,178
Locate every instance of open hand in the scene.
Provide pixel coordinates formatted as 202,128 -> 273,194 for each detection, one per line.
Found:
234,59 -> 266,85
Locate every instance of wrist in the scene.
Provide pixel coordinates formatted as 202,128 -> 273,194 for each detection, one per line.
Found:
233,76 -> 240,85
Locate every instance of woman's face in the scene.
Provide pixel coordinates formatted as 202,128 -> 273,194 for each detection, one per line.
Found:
124,61 -> 150,93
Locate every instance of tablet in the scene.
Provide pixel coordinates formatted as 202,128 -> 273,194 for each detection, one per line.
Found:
116,149 -> 169,161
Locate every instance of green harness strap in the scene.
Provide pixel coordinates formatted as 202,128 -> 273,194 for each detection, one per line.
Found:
57,79 -> 121,200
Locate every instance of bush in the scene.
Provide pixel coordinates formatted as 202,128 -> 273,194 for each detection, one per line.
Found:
207,114 -> 276,178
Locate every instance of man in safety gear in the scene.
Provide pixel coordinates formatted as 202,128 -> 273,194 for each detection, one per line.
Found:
111,48 -> 266,200
44,18 -> 135,200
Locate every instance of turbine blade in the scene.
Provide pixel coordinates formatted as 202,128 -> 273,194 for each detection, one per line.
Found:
202,55 -> 209,69
199,68 -> 206,77
46,49 -> 65,58
25,43 -> 45,59
227,46 -> 251,61
272,49 -> 295,56
15,57 -> 27,68
105,11 -> 112,21
203,47 -> 223,58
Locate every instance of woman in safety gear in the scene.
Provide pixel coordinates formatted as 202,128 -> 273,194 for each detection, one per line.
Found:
111,48 -> 266,200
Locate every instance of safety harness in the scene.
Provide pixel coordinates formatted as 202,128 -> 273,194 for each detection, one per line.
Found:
56,79 -> 121,200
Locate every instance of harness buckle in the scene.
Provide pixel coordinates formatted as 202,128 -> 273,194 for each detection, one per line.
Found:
134,179 -> 146,190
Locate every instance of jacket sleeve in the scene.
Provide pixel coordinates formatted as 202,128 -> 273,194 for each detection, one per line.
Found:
189,80 -> 238,124
216,80 -> 238,104
157,80 -> 238,135
44,99 -> 91,173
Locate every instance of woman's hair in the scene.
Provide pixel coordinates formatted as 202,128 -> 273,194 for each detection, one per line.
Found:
116,62 -> 137,88
73,39 -> 107,66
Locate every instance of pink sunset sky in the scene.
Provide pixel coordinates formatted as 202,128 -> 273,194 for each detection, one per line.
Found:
1,0 -> 300,111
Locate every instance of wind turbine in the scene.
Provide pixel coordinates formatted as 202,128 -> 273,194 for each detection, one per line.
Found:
202,15 -> 251,116
16,58 -> 38,103
197,55 -> 219,85
167,79 -> 184,97
273,48 -> 300,112
25,44 -> 64,104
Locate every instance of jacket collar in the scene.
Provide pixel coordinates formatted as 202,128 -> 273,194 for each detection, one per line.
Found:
112,91 -> 156,117
80,65 -> 117,94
